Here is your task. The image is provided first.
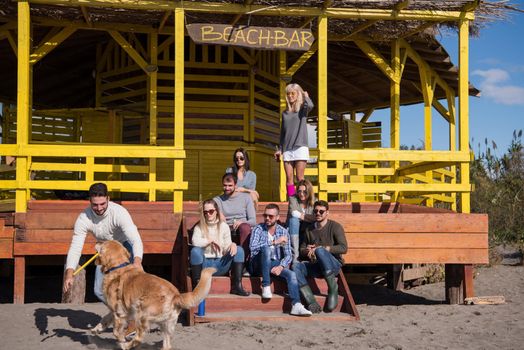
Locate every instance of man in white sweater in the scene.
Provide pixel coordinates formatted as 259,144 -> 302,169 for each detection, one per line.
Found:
62,182 -> 144,303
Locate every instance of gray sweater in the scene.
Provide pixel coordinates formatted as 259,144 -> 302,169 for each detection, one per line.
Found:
213,192 -> 256,227
280,96 -> 314,151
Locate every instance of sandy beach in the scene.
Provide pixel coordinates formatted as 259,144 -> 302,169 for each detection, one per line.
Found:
0,264 -> 522,350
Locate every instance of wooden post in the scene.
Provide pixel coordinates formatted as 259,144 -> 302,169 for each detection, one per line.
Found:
61,268 -> 86,304
317,14 -> 328,201
445,263 -> 465,304
387,264 -> 404,291
458,18 -> 470,214
463,264 -> 474,299
445,18 -> 472,305
278,50 -> 287,202
390,39 -> 401,202
173,8 -> 184,213
447,90 -> 457,211
14,256 -> 25,304
16,0 -> 32,213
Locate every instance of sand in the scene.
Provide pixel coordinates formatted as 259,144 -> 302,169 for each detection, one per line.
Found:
0,264 -> 522,350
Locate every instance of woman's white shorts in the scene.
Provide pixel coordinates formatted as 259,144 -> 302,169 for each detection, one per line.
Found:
282,146 -> 309,162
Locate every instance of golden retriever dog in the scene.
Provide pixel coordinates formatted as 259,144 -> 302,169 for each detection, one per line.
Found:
92,240 -> 215,350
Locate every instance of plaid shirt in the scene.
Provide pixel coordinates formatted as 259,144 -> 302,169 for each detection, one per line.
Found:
249,223 -> 292,267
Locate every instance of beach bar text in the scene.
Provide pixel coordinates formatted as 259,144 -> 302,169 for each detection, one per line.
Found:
186,24 -> 315,51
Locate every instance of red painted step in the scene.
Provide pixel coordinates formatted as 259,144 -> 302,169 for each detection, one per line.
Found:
195,310 -> 356,323
209,276 -> 333,295
203,293 -> 344,313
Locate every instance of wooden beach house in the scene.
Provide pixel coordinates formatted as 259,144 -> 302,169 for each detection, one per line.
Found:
0,0 -> 506,321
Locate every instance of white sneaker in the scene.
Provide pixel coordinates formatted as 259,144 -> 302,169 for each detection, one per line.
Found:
290,302 -> 313,317
261,286 -> 272,299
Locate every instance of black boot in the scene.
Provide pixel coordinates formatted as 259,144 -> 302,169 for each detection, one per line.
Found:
191,264 -> 202,289
230,262 -> 250,296
299,285 -> 321,314
325,274 -> 339,312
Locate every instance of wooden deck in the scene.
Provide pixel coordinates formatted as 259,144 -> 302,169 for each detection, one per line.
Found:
0,200 -> 488,323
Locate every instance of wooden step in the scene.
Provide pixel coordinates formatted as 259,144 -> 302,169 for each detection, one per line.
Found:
209,276 -> 332,295
203,293 -> 344,313
194,310 -> 356,323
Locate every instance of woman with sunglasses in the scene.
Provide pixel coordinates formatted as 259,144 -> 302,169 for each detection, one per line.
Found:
227,148 -> 259,206
287,179 -> 316,263
190,199 -> 249,296
274,83 -> 314,197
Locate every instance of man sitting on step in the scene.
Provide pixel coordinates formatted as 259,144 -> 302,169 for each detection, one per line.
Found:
293,200 -> 348,313
213,173 -> 256,258
248,203 -> 312,316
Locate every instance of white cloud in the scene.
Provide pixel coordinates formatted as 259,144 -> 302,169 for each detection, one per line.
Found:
472,69 -> 524,105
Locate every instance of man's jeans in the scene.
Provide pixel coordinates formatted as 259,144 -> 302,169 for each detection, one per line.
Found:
249,246 -> 300,305
293,247 -> 341,287
94,241 -> 134,303
190,246 -> 245,276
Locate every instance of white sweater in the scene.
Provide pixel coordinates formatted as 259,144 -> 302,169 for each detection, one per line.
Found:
192,221 -> 232,259
65,201 -> 144,270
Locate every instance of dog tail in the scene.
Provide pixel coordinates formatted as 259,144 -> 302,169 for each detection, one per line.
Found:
176,267 -> 216,309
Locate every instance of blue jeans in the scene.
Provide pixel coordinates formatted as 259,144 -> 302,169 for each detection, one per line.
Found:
249,246 -> 300,305
190,246 -> 245,276
287,216 -> 300,237
94,241 -> 134,303
293,247 -> 342,287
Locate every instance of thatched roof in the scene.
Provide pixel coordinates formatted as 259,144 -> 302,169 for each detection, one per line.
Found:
0,1 -> 520,111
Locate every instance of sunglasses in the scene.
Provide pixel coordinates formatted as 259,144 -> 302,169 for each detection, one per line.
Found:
297,189 -> 307,194
235,156 -> 245,161
313,209 -> 326,215
203,209 -> 216,215
263,213 -> 276,219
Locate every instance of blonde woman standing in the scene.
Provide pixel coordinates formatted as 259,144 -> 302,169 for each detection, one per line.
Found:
274,83 -> 314,197
190,199 -> 249,296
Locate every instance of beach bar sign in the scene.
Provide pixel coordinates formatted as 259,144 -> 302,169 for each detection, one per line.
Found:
186,24 -> 314,51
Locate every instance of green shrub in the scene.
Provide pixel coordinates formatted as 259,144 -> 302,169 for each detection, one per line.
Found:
471,130 -> 524,246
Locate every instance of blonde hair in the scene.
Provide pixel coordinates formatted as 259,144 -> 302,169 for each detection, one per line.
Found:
296,179 -> 316,208
285,83 -> 305,113
197,199 -> 223,239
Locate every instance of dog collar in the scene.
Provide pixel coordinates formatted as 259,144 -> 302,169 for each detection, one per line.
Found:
105,262 -> 131,274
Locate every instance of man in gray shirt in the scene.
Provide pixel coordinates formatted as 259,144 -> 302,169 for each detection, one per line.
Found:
213,173 -> 256,257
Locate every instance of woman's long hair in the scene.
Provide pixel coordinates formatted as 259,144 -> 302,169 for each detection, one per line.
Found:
285,83 -> 305,113
231,147 -> 251,175
197,199 -> 222,239
296,179 -> 315,208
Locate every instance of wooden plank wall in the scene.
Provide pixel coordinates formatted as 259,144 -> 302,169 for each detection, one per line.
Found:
338,213 -> 489,264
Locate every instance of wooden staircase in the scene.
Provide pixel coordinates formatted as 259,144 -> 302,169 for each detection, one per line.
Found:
190,275 -> 359,323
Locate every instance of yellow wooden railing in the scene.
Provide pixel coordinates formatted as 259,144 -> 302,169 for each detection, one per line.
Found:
303,148 -> 468,206
0,143 -> 188,212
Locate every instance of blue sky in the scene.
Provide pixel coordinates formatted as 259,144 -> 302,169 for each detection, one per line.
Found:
368,5 -> 524,157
